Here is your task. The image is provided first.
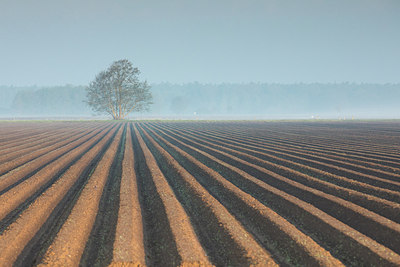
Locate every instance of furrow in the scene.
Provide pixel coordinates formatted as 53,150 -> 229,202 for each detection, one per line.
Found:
133,124 -> 211,266
170,122 -> 400,162
0,123 -> 118,266
151,123 -> 400,223
1,120 -> 399,266
80,124 -> 127,266
0,123 -> 101,163
0,122 -> 91,150
137,124 -> 278,266
0,126 -> 58,144
145,123 -> 400,266
140,123 -> 344,266
37,125 -> 124,266
166,124 -> 400,189
152,124 -> 400,255
0,123 -> 113,190
111,124 -> 145,266
0,128 -> 76,155
0,123 -> 116,222
196,126 -> 400,174
204,128 -> 400,183
157,123 -> 400,203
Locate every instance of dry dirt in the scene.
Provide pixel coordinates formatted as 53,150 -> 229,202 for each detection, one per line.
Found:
1,120 -> 400,266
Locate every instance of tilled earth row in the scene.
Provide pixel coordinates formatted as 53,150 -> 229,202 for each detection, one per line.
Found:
0,121 -> 400,266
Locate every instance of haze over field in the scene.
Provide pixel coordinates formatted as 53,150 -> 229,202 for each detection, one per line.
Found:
0,0 -> 399,119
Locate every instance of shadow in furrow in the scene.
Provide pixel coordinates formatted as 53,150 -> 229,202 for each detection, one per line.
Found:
0,126 -> 116,235
13,125 -> 121,267
0,126 -> 104,179
137,125 -> 257,266
153,126 -> 398,266
80,124 -> 127,266
130,123 -> 181,267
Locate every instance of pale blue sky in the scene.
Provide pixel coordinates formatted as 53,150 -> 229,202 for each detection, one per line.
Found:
0,0 -> 399,85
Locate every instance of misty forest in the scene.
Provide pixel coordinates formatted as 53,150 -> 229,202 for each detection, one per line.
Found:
1,83 -> 400,119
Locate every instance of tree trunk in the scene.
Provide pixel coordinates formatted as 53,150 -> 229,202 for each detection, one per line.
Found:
113,114 -> 123,120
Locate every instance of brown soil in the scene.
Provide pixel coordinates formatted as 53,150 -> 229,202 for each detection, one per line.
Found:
0,121 -> 400,266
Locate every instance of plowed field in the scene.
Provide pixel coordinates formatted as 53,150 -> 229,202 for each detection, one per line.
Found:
1,121 -> 400,266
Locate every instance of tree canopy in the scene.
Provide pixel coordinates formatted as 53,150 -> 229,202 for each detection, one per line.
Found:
86,59 -> 152,120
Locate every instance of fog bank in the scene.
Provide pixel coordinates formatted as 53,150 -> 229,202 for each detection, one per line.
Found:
1,83 -> 399,120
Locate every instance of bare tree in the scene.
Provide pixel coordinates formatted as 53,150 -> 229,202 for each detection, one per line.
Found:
86,59 -> 152,120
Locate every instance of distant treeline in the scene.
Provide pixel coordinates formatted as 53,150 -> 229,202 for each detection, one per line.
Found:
0,85 -> 90,117
151,83 -> 400,118
1,83 -> 400,118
